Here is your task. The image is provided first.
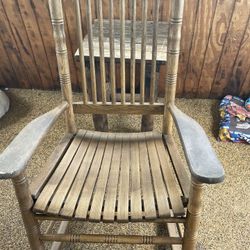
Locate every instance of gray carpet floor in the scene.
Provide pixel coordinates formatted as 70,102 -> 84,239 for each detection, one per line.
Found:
0,89 -> 249,250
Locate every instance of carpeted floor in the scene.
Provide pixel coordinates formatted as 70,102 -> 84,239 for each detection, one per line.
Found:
0,89 -> 249,250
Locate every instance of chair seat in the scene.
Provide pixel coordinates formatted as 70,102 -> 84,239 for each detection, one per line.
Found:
33,130 -> 187,222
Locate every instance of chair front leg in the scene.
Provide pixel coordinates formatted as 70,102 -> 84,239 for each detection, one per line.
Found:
183,178 -> 205,250
12,173 -> 44,250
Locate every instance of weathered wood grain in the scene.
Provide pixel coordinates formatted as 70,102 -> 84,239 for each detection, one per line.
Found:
163,0 -> 184,134
109,0 -> 116,103
0,37 -> 17,87
40,233 -> 183,245
211,0 -> 250,98
198,0 -> 235,98
169,104 -> 225,184
27,0 -> 58,85
164,135 -> 190,198
75,20 -> 168,62
62,0 -> 79,90
73,102 -> 164,115
1,0 -> 40,88
18,0 -> 54,89
49,0 -> 77,133
130,0 -> 136,104
0,102 -> 68,179
183,0 -> 217,97
30,133 -> 74,199
0,1 -> 30,88
176,0 -> 199,96
140,0 -> 148,104
75,0 -> 88,103
97,0 -> 107,104
149,0 -> 160,104
33,131 -> 186,222
240,68 -> 250,97
228,15 -> 250,97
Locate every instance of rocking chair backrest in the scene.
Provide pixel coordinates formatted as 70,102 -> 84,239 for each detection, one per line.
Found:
48,0 -> 184,133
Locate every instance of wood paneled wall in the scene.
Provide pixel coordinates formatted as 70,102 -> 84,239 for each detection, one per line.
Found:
0,0 -> 249,98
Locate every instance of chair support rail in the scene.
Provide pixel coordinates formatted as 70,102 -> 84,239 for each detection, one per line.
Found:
40,234 -> 183,245
35,214 -> 186,223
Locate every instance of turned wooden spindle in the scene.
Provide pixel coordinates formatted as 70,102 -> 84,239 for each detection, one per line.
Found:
12,173 -> 44,250
183,178 -> 205,249
163,0 -> 184,135
40,233 -> 182,245
48,0 -> 76,134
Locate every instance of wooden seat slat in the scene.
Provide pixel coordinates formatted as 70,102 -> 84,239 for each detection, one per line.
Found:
74,132 -> 107,219
88,133 -> 116,221
117,134 -> 130,221
164,135 -> 190,198
47,131 -> 93,215
60,131 -> 100,217
33,130 -> 86,212
130,134 -> 143,220
30,133 -> 74,199
138,133 -> 157,219
33,131 -> 186,221
154,137 -> 185,216
102,133 -> 123,222
146,132 -> 170,217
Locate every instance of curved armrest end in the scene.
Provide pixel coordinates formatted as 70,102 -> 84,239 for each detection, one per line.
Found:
169,104 -> 225,184
0,102 -> 68,180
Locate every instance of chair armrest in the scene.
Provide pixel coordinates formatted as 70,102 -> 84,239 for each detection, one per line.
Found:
0,102 -> 68,180
169,104 -> 225,184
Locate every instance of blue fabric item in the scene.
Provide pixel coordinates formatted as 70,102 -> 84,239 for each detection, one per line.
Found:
219,95 -> 250,144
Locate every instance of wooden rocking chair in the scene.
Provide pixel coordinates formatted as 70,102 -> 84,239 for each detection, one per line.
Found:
0,0 -> 224,249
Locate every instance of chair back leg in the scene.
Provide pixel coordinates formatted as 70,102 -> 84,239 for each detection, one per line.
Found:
183,178 -> 205,249
12,173 -> 44,250
163,0 -> 184,135
48,0 -> 76,134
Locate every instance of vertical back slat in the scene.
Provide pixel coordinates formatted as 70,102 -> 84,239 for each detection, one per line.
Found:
109,0 -> 116,104
97,0 -> 106,104
130,0 -> 136,104
86,0 -> 97,103
120,0 -> 126,104
75,0 -> 88,104
149,0 -> 160,104
163,0 -> 185,134
140,0 -> 148,104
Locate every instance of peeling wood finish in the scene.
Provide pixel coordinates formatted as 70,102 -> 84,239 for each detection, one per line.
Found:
0,102 -> 68,179
169,104 -> 224,184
